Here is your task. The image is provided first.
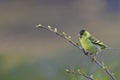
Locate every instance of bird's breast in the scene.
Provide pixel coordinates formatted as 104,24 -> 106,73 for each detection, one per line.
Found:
80,38 -> 97,54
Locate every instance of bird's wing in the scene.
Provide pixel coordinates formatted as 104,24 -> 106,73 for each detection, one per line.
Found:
89,36 -> 107,49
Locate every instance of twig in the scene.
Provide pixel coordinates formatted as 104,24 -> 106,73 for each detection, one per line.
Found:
91,56 -> 116,80
65,69 -> 94,80
36,24 -> 116,80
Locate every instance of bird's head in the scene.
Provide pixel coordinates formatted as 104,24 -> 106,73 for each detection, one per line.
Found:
79,29 -> 90,38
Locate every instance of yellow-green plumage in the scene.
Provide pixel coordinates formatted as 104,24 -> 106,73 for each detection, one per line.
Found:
79,37 -> 98,55
79,29 -> 107,55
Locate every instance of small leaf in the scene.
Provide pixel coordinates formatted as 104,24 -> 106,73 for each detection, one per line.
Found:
93,56 -> 96,61
77,69 -> 80,72
36,24 -> 42,28
90,74 -> 94,78
62,32 -> 67,36
54,28 -> 57,33
68,36 -> 72,41
77,69 -> 81,74
48,25 -> 53,31
65,69 -> 69,72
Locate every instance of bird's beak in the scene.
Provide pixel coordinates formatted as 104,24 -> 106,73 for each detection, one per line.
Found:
77,34 -> 82,38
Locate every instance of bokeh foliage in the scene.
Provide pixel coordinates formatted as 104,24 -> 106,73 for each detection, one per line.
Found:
0,47 -> 119,80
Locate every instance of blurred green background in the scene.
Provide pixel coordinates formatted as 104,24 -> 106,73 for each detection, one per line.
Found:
0,0 -> 120,80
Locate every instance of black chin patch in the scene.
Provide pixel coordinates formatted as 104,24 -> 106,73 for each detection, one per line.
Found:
80,29 -> 85,36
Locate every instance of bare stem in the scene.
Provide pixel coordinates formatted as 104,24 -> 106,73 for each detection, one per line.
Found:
65,69 -> 94,80
36,24 -> 116,80
90,56 -> 116,80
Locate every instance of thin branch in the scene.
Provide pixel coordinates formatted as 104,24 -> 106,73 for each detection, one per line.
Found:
36,24 -> 116,80
92,57 -> 116,80
65,69 -> 94,80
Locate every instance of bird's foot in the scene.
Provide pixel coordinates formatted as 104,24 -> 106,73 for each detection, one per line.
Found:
84,51 -> 89,55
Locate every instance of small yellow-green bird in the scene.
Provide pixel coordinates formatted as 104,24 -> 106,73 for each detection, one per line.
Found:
79,29 -> 108,55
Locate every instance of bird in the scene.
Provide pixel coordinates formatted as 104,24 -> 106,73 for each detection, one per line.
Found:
79,29 -> 108,55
